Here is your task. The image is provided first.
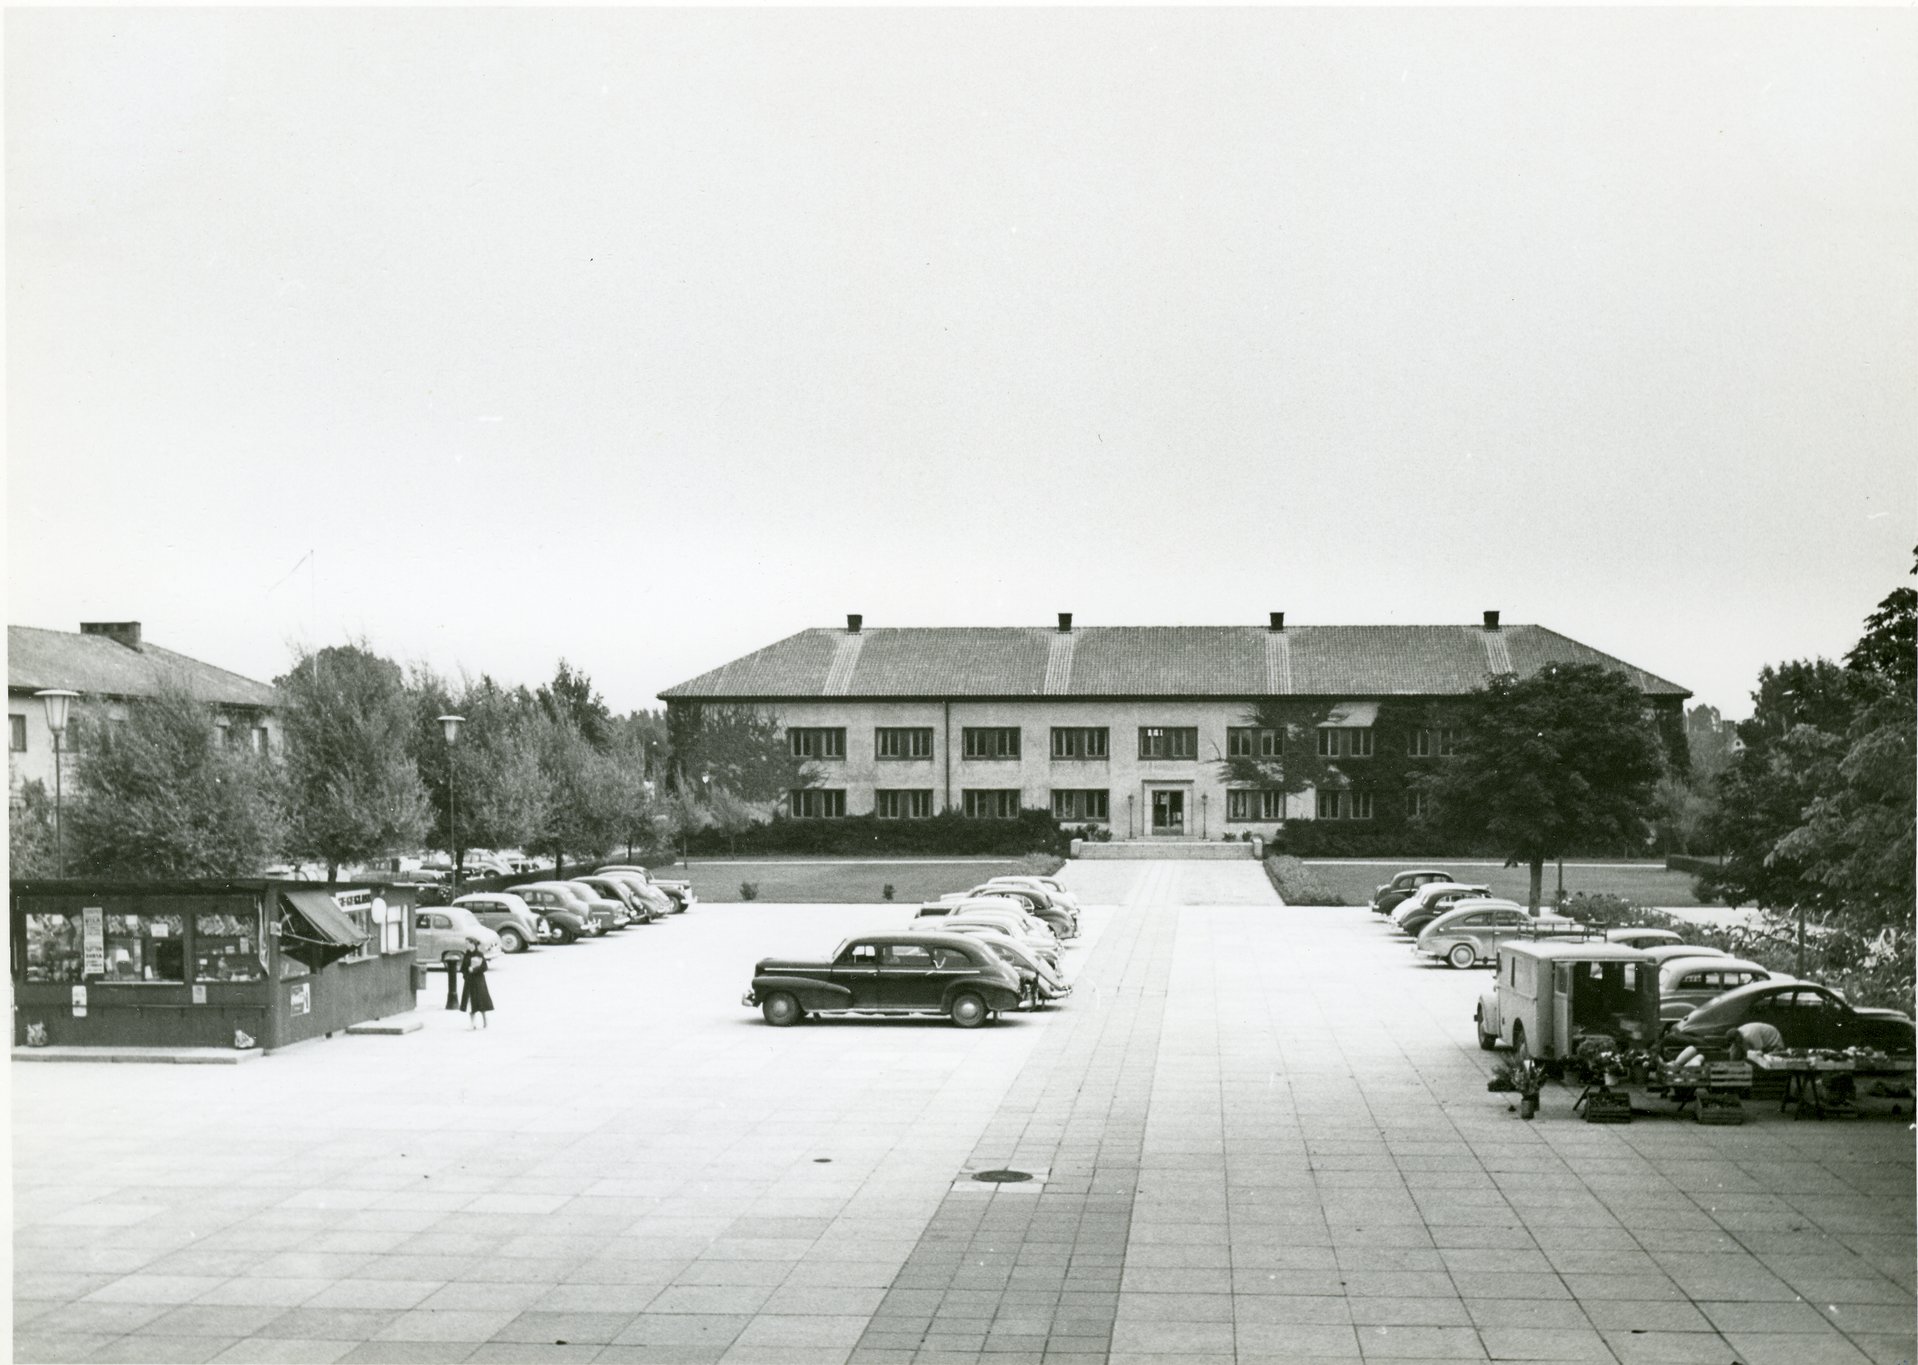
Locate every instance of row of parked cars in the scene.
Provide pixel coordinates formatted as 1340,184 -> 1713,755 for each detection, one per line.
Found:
743,875 -> 1084,1028
1368,868 -> 1916,1064
413,864 -> 698,967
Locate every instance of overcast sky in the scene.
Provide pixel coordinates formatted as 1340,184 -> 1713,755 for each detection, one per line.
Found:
8,9 -> 1914,718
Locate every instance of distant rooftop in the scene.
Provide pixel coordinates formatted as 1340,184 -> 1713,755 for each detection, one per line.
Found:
660,620 -> 1689,702
8,623 -> 278,709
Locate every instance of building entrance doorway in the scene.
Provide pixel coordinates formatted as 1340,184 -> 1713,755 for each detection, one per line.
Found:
1151,789 -> 1185,835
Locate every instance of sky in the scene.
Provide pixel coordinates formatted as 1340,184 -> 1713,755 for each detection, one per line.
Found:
7,9 -> 1914,719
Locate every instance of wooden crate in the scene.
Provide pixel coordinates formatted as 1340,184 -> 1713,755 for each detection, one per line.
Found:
1696,1092 -> 1745,1125
1582,1091 -> 1633,1124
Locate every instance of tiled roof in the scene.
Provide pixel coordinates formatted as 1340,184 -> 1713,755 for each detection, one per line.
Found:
7,626 -> 278,708
660,625 -> 1689,701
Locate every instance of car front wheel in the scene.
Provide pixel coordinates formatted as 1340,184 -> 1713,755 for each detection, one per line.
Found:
762,992 -> 803,1027
949,992 -> 990,1029
1476,1006 -> 1497,1050
1448,944 -> 1476,970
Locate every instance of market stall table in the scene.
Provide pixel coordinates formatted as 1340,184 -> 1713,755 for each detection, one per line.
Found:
1748,1050 -> 1914,1119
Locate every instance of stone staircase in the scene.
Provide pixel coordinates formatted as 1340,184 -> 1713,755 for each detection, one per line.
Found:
1071,838 -> 1263,860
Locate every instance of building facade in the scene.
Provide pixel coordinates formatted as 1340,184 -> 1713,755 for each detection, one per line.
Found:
8,621 -> 281,800
659,613 -> 1690,841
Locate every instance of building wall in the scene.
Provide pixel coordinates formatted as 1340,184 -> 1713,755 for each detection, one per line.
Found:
766,698 -> 1320,839
8,694 -> 282,801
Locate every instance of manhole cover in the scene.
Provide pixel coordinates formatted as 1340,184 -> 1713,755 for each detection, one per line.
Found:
970,1169 -> 1034,1184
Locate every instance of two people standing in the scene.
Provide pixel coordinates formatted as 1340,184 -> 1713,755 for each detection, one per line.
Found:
458,941 -> 494,1028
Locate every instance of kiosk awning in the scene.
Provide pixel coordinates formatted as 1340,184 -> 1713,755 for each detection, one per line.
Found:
279,889 -> 367,968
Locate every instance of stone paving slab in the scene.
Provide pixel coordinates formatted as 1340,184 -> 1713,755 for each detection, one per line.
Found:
13,860 -> 1915,1364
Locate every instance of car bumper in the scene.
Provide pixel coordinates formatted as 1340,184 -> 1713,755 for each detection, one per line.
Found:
741,990 -> 758,1007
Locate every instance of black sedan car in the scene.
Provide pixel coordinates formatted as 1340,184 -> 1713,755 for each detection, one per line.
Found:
1371,869 -> 1456,917
745,932 -> 1024,1029
1664,980 -> 1915,1056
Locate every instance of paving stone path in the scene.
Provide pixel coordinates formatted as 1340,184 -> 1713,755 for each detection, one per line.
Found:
12,861 -> 1914,1365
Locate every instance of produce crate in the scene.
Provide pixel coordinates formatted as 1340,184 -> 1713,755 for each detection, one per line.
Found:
1704,1062 -> 1752,1093
1696,1092 -> 1745,1125
1582,1091 -> 1633,1124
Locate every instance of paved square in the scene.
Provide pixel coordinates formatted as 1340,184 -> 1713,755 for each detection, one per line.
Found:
13,861 -> 1914,1363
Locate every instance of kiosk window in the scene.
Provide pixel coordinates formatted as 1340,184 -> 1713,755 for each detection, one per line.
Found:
104,913 -> 186,982
194,910 -> 266,982
22,913 -> 83,983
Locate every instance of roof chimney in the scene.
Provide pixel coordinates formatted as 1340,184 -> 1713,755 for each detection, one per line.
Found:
1269,611 -> 1285,632
81,621 -> 143,652
846,614 -> 862,634
1482,610 -> 1501,631
1058,612 -> 1073,633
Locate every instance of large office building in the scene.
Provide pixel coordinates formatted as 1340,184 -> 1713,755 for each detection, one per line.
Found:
659,613 -> 1689,841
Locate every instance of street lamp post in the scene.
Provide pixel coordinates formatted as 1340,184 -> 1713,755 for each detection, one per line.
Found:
437,715 -> 465,1011
35,690 -> 79,877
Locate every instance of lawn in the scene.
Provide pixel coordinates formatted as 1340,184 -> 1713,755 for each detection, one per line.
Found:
1298,858 -> 1711,908
664,854 -> 1067,904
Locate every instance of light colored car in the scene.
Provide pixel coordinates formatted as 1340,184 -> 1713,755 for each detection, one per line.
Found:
598,864 -> 696,912
976,878 -> 1080,936
912,922 -> 1071,1005
1414,901 -> 1582,968
1605,927 -> 1684,949
451,892 -> 545,953
987,874 -> 1083,917
1476,939 -> 1661,1060
917,899 -> 1060,966
1657,955 -> 1780,1021
593,870 -> 675,920
1640,943 -> 1730,967
1371,869 -> 1458,917
574,875 -> 661,925
562,881 -> 632,930
412,907 -> 501,966
1390,882 -> 1491,934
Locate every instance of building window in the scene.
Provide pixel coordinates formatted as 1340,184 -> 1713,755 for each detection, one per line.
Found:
1050,789 -> 1109,821
962,727 -> 1021,760
875,789 -> 934,819
789,728 -> 846,760
252,727 -> 270,754
1138,727 -> 1198,760
1407,789 -> 1430,819
1227,727 -> 1283,758
1051,727 -> 1109,759
875,727 -> 933,760
1317,789 -> 1342,819
1316,727 -> 1373,759
1437,728 -> 1461,756
9,715 -> 26,752
963,789 -> 1021,819
1226,790 -> 1285,821
1351,790 -> 1374,820
1409,729 -> 1433,758
790,788 -> 847,818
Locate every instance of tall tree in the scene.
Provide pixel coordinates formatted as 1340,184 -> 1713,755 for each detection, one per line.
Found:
1214,699 -> 1339,798
1844,547 -> 1916,689
1428,664 -> 1667,910
537,660 -> 614,750
528,713 -> 627,870
65,686 -> 288,878
411,671 -> 550,877
277,643 -> 430,879
665,703 -> 808,806
9,779 -> 59,877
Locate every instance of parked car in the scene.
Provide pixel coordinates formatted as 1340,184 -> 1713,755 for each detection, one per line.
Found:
917,898 -> 1061,965
451,892 -> 546,954
1641,943 -> 1730,967
1656,955 -> 1780,1021
510,883 -> 609,936
561,881 -> 632,930
1663,981 -> 1915,1057
1476,939 -> 1661,1061
1606,927 -> 1684,949
1414,901 -> 1581,968
574,875 -> 662,924
1392,883 -> 1492,936
910,921 -> 1071,1005
984,875 -> 1084,920
413,907 -> 502,966
744,932 -> 1024,1028
597,865 -> 696,912
958,884 -> 1075,938
592,870 -> 675,920
1371,869 -> 1457,917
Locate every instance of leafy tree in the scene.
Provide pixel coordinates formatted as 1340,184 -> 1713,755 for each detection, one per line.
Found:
410,671 -> 550,878
1427,664 -> 1668,910
1683,704 -> 1739,785
537,660 -> 614,750
1844,547 -> 1916,689
277,643 -> 430,879
1214,699 -> 1338,799
9,779 -> 58,877
528,714 -> 626,870
665,703 -> 808,806
65,686 -> 288,878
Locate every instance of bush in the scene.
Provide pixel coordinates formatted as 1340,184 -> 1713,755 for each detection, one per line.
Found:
1664,854 -> 1725,878
739,882 -> 760,901
882,884 -> 895,901
684,808 -> 1068,857
1263,855 -> 1349,906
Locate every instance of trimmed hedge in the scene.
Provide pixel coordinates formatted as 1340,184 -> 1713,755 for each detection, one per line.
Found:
1664,854 -> 1726,877
1263,855 -> 1350,906
684,809 -> 1069,858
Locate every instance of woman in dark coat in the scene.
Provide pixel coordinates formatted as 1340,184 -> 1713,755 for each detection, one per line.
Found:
460,943 -> 494,1028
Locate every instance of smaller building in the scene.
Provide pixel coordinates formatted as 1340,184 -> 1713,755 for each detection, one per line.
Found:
11,879 -> 418,1052
8,621 -> 281,800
